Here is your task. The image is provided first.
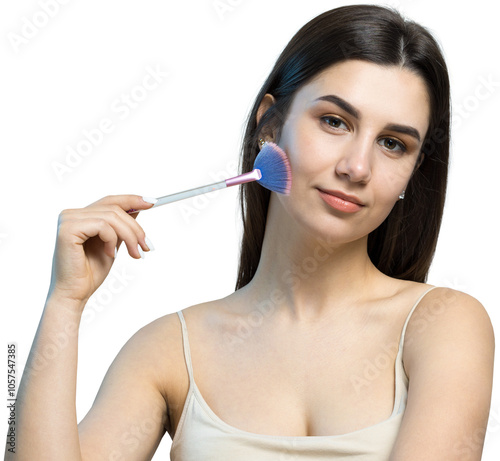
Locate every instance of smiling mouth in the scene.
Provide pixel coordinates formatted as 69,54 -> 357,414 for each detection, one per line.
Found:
317,188 -> 364,213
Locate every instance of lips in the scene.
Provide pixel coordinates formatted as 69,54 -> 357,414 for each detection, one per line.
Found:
319,189 -> 364,205
317,188 -> 365,213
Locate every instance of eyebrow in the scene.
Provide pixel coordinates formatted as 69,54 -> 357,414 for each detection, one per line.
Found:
383,124 -> 421,142
314,94 -> 422,143
315,95 -> 360,119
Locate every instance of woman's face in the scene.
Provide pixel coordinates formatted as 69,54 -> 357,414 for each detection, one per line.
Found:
270,59 -> 431,244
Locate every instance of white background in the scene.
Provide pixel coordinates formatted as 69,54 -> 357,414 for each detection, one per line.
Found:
1,0 -> 499,458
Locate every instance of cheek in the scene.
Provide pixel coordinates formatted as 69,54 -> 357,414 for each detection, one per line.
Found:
379,157 -> 415,186
279,118 -> 331,182
369,164 -> 414,219
371,147 -> 418,197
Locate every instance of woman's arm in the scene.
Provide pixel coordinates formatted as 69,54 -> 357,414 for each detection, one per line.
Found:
4,295 -> 86,460
3,195 -> 170,460
7,296 -> 175,461
77,313 -> 178,460
389,288 -> 495,460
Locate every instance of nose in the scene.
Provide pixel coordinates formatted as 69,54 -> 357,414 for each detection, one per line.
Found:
334,138 -> 372,183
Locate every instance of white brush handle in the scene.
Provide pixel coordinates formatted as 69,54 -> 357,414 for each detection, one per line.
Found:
152,180 -> 227,207
129,169 -> 261,213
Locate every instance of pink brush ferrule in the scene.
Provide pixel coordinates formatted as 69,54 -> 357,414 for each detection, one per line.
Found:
225,169 -> 262,187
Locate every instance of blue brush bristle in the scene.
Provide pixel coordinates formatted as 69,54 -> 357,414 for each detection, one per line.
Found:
253,142 -> 292,194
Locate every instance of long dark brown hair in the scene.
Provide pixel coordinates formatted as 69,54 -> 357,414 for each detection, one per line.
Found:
236,4 -> 450,290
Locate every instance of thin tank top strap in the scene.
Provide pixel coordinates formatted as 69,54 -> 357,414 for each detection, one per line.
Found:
391,286 -> 439,415
176,310 -> 194,383
399,286 -> 438,347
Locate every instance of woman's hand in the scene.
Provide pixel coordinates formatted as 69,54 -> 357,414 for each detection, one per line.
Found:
47,195 -> 155,309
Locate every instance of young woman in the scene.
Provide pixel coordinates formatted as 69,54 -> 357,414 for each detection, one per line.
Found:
7,4 -> 494,460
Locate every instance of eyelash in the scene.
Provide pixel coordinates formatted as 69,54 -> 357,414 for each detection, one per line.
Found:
320,115 -> 408,153
321,115 -> 349,131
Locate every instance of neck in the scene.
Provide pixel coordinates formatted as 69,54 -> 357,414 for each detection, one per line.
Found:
240,195 -> 385,322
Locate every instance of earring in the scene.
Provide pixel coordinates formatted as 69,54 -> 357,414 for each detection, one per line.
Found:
399,190 -> 406,200
258,138 -> 266,148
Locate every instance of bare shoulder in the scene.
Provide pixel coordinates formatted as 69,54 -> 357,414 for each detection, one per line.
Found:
389,288 -> 495,459
138,297 -> 228,369
130,306 -> 202,391
78,311 -> 187,458
88,310 -> 188,410
122,310 -> 184,373
148,300 -> 228,369
404,287 -> 495,378
78,299 -> 232,457
130,299 -> 222,361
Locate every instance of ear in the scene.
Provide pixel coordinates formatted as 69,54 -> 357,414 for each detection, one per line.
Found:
256,93 -> 276,137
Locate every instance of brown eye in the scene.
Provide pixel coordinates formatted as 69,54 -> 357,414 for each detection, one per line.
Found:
379,138 -> 406,153
321,116 -> 348,130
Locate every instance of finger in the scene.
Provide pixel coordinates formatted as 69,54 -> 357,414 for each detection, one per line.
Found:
125,196 -> 157,215
75,210 -> 148,259
59,218 -> 118,259
62,205 -> 152,255
86,195 -> 156,214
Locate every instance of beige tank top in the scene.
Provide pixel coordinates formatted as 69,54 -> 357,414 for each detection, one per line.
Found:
170,286 -> 437,460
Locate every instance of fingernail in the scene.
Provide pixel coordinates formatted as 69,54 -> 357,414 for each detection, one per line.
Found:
137,244 -> 145,259
142,196 -> 158,205
114,247 -> 118,258
145,236 -> 155,251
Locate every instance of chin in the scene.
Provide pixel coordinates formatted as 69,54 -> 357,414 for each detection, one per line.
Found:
286,205 -> 367,245
275,192 -> 394,247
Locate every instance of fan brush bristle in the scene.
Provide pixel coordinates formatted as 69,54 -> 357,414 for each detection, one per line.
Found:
253,142 -> 292,195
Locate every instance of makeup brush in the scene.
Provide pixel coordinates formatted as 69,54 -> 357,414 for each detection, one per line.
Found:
128,142 -> 291,213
